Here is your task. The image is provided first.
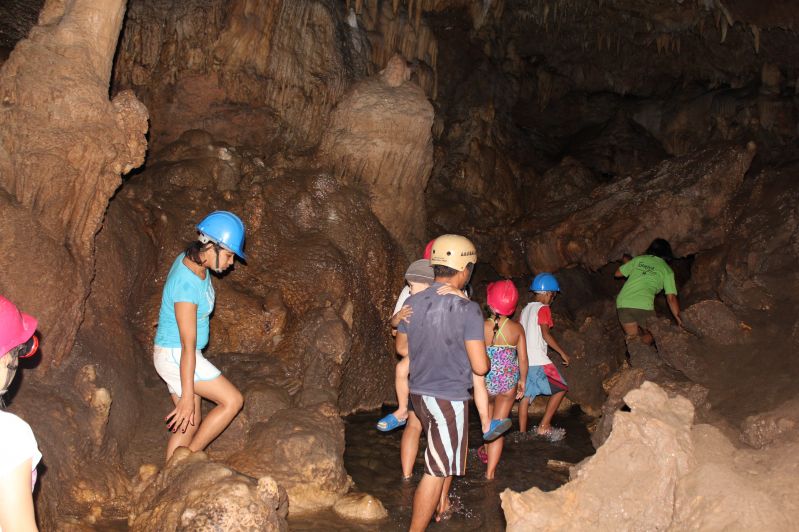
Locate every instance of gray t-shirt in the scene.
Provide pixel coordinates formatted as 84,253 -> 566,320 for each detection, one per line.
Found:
397,282 -> 485,401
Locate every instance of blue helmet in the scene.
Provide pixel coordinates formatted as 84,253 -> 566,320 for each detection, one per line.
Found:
196,211 -> 247,260
530,272 -> 560,292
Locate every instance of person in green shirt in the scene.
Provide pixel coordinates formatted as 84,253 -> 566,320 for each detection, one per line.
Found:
615,238 -> 683,345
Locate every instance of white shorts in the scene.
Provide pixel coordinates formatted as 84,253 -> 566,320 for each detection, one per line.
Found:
153,345 -> 221,397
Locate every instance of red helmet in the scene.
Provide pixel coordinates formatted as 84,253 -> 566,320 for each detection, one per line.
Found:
0,295 -> 38,356
423,239 -> 435,260
486,280 -> 519,316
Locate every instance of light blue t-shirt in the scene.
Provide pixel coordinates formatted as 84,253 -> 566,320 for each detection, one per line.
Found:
154,253 -> 215,349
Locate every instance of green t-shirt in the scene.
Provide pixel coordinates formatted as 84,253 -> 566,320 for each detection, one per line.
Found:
616,255 -> 677,310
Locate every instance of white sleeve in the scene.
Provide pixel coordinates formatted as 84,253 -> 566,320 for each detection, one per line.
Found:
392,286 -> 411,316
0,413 -> 41,476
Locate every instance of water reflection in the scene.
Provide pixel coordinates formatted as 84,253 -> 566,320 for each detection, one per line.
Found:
289,405 -> 594,531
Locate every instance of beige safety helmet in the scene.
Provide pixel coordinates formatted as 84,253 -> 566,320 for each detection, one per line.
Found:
430,235 -> 477,271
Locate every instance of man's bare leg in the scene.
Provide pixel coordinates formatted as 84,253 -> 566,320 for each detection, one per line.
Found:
410,474 -> 445,532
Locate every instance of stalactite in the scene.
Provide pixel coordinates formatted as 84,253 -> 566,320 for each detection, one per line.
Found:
751,24 -> 760,54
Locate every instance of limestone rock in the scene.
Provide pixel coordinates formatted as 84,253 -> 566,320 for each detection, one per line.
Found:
226,404 -> 350,514
332,493 -> 388,522
524,143 -> 755,272
557,311 -> 625,416
681,300 -> 748,345
506,384 -> 799,530
503,382 -> 695,531
740,398 -> 799,449
129,449 -> 288,531
319,53 -> 434,256
647,317 -> 709,383
114,0 -> 366,149
591,367 -> 646,448
0,0 -> 148,367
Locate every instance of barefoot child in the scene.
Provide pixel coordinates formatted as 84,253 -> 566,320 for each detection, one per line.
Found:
518,273 -> 572,441
476,280 -> 528,479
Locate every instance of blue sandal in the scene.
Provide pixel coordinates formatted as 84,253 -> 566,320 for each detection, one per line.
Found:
483,418 -> 512,441
377,413 -> 407,432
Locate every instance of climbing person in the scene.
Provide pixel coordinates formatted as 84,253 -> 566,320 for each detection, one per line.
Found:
518,273 -> 572,441
615,238 -> 683,345
475,280 -> 528,479
0,295 -> 42,532
153,211 -> 245,460
395,234 -> 490,530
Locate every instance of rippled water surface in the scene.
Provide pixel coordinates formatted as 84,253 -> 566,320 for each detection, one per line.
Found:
290,405 -> 595,531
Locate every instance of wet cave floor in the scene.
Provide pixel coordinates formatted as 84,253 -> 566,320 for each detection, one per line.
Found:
289,405 -> 595,531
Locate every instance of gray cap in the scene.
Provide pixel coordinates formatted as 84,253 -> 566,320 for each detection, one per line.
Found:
405,259 -> 434,284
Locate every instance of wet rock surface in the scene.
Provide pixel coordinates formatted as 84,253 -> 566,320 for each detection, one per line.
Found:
227,403 -> 350,514
130,448 -> 288,531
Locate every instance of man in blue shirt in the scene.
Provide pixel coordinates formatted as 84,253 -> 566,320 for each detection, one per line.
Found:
396,234 -> 490,531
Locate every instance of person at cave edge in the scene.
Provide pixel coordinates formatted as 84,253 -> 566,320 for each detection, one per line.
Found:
395,234 -> 490,531
153,211 -> 246,460
615,238 -> 683,344
0,295 -> 41,532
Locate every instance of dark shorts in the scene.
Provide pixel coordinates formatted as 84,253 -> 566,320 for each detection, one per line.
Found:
617,307 -> 656,329
410,394 -> 468,477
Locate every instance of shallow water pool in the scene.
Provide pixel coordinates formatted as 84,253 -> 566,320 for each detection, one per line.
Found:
289,404 -> 595,531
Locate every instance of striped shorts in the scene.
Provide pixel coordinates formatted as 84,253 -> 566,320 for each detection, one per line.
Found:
410,394 -> 468,477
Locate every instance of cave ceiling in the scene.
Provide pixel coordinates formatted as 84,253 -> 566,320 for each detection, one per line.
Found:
2,0 -> 797,94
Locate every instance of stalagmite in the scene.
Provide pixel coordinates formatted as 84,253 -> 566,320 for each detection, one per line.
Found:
720,17 -> 728,43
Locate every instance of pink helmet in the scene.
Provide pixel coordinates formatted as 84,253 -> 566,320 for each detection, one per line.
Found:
486,280 -> 519,316
0,295 -> 38,356
423,239 -> 435,260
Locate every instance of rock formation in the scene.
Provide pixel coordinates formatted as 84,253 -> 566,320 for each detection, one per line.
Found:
0,0 -> 148,367
502,382 -> 799,530
226,404 -> 350,514
523,143 -> 757,273
319,53 -> 434,256
129,449 -> 288,531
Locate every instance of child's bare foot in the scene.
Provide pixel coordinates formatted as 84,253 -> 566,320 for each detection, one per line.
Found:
534,424 -> 566,442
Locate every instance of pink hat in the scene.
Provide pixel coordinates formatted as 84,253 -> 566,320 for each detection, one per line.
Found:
0,295 -> 38,355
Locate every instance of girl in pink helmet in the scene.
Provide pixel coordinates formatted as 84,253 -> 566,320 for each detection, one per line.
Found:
153,211 -> 246,460
0,295 -> 41,531
477,280 -> 528,479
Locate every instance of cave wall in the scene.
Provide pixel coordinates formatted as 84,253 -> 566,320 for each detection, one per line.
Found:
1,0 -> 799,528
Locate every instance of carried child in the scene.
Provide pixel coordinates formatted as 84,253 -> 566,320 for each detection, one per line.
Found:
518,273 -> 572,441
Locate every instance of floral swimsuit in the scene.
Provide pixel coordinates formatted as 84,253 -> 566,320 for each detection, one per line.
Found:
485,318 -> 520,396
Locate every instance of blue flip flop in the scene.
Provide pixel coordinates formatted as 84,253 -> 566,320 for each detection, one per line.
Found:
377,413 -> 407,432
483,418 -> 512,441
